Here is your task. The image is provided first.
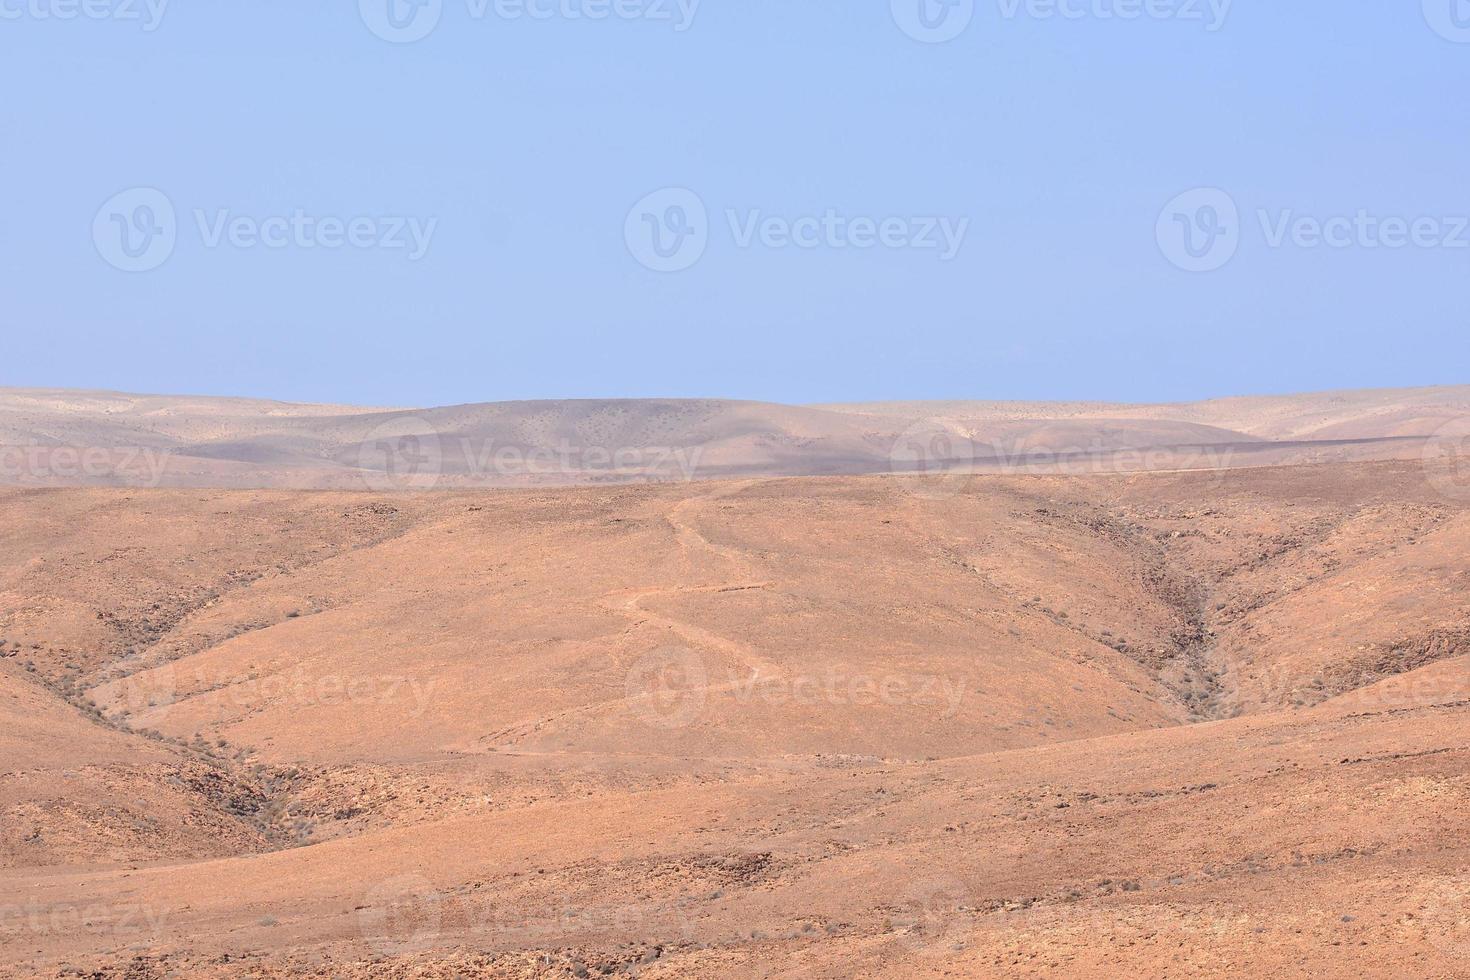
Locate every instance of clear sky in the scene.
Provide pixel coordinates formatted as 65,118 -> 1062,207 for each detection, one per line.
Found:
2,2 -> 1466,407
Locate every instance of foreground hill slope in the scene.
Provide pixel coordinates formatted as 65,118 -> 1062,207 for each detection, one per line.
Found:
2,458 -> 1468,976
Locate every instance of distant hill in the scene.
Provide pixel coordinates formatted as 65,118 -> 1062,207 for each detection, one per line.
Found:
0,384 -> 1464,488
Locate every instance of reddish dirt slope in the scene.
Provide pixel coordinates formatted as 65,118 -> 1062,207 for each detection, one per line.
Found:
1,460 -> 1468,977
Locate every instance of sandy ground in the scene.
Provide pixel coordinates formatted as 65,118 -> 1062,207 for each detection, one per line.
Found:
1,455 -> 1469,977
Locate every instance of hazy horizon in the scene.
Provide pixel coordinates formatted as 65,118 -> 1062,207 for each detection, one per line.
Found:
1,378 -> 1466,410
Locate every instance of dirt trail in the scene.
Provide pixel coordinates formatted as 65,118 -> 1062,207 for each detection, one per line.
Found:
478,482 -> 785,748
597,582 -> 783,677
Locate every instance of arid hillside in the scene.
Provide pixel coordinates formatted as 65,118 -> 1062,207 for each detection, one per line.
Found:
1,385 -> 1467,489
2,457 -> 1468,977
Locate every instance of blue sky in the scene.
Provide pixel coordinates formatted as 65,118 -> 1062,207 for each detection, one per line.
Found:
1,1 -> 1466,407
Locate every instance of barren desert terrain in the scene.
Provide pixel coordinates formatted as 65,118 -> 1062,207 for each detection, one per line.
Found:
2,388 -> 1469,977
2,384 -> 1468,489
